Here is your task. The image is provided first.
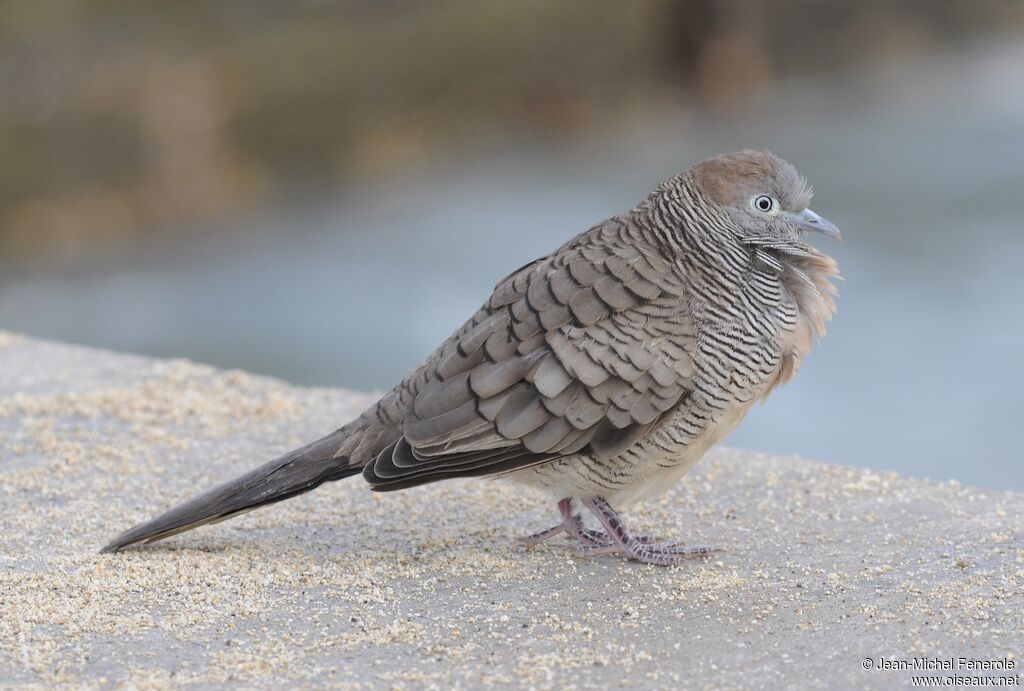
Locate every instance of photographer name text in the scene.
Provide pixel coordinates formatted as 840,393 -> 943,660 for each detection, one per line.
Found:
865,658 -> 1016,672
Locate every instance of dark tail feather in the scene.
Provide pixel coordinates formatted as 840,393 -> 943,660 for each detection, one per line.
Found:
101,431 -> 360,553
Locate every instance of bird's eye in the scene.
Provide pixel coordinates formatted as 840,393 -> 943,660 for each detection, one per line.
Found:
754,195 -> 775,213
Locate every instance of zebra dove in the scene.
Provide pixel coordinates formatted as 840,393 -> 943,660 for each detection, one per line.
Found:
103,150 -> 841,566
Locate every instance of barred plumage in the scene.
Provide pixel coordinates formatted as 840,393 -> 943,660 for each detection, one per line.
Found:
103,150 -> 840,566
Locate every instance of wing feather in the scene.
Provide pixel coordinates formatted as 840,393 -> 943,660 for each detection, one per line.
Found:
363,224 -> 697,490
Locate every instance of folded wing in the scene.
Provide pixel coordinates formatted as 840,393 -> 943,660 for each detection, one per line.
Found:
363,223 -> 697,490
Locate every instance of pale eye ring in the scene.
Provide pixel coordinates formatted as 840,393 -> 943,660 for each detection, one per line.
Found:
754,195 -> 775,212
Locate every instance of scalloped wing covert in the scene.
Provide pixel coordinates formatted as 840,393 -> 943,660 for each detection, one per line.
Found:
363,222 -> 697,490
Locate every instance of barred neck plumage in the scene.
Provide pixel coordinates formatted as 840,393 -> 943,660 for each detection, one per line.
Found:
633,175 -> 749,286
633,173 -> 840,360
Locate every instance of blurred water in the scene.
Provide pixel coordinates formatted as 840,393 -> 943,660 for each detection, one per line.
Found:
3,43 -> 1023,489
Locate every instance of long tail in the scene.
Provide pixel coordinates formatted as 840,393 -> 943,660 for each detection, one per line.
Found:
101,430 -> 360,553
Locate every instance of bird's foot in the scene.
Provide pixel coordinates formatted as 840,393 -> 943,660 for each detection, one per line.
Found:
519,496 -> 721,566
517,497 -> 593,548
572,541 -> 719,563
517,523 -> 566,547
576,496 -> 722,566
577,527 -> 666,546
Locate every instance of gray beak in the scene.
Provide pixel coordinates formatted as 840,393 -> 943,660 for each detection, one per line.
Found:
794,208 -> 842,240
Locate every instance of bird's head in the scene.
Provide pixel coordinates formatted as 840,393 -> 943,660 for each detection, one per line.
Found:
688,150 -> 841,243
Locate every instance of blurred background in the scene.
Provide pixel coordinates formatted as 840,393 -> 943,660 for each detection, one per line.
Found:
2,1 -> 1023,489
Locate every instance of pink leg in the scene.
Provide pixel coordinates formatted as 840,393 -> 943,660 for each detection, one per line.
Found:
579,496 -> 722,566
519,497 -> 720,564
519,497 -> 615,548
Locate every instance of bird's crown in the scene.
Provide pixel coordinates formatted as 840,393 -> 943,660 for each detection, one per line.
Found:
691,149 -> 813,212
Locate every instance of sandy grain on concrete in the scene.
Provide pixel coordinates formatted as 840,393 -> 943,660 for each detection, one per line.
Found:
1,331 -> 1022,689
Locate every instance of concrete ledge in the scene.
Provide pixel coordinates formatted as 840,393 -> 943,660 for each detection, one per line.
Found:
1,331 -> 1022,689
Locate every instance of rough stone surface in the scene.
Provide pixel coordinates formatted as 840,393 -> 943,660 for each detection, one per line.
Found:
1,331 -> 1022,689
